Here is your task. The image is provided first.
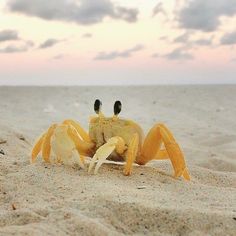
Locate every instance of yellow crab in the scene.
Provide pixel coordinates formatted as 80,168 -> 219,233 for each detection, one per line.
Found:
31,100 -> 190,180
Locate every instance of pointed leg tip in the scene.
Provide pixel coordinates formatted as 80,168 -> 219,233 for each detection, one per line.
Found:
183,168 -> 191,181
123,170 -> 131,176
94,166 -> 100,174
88,166 -> 93,173
79,163 -> 86,170
184,174 -> 191,181
174,172 -> 190,181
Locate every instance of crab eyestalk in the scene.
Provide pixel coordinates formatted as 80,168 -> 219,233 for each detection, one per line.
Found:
113,100 -> 122,120
114,101 -> 122,115
94,99 -> 104,118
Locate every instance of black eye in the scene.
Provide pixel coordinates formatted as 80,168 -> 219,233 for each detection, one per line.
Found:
94,99 -> 102,114
114,101 -> 122,115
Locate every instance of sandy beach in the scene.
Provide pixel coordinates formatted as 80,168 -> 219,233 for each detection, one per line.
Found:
0,85 -> 235,236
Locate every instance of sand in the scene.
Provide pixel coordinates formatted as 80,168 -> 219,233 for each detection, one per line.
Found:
0,85 -> 235,236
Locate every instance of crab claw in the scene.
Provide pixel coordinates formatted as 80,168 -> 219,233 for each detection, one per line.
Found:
88,145 -> 115,174
88,137 -> 125,174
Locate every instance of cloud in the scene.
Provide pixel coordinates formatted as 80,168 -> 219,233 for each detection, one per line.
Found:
0,45 -> 26,53
152,3 -> 166,17
114,6 -> 138,23
153,47 -> 193,61
0,42 -> 33,53
52,54 -> 65,60
7,0 -> 138,25
173,32 -> 190,43
194,38 -> 212,46
177,0 -> 236,32
220,31 -> 236,45
159,36 -> 168,41
82,33 -> 92,38
172,30 -> 213,47
231,58 -> 236,62
94,44 -> 144,60
39,38 -> 62,49
164,48 -> 193,60
152,53 -> 160,58
25,40 -> 35,47
0,29 -> 19,42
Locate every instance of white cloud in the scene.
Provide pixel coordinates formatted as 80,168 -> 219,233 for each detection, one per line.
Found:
173,32 -> 213,48
0,29 -> 19,42
152,2 -> 166,17
0,42 -> 33,53
82,33 -> 92,38
94,44 -> 144,60
159,36 -> 168,41
177,0 -> 236,32
221,31 -> 236,45
153,47 -> 194,61
194,38 -> 212,46
52,54 -> 65,60
164,48 -> 193,60
39,38 -> 62,49
231,58 -> 236,62
173,32 -> 190,43
7,0 -> 139,25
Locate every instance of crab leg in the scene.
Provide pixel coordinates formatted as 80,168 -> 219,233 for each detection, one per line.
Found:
71,149 -> 85,169
67,124 -> 95,156
137,123 -> 190,180
41,124 -> 58,163
123,133 -> 139,176
56,155 -> 62,163
80,155 -> 86,165
88,137 -> 126,174
63,120 -> 91,142
159,124 -> 190,180
155,149 -> 169,159
31,132 -> 46,163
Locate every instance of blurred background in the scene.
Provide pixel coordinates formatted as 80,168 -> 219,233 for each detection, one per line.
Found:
0,0 -> 236,85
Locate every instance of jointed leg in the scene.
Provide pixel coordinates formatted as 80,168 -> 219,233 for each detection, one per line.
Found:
63,120 -> 91,142
80,155 -> 86,165
155,149 -> 169,160
31,124 -> 57,163
137,123 -> 190,180
42,124 -> 57,163
31,132 -> 46,163
71,149 -> 85,169
67,124 -> 95,156
159,124 -> 190,179
31,122 -> 93,165
136,124 -> 162,165
123,133 -> 139,176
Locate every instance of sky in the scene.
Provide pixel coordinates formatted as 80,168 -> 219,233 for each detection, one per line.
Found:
0,0 -> 236,85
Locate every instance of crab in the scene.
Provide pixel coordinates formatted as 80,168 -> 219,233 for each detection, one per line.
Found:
31,100 -> 190,180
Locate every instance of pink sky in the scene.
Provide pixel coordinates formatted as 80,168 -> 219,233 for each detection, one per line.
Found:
0,0 -> 236,85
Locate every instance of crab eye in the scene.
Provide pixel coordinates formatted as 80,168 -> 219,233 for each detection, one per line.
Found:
94,99 -> 102,114
114,101 -> 122,115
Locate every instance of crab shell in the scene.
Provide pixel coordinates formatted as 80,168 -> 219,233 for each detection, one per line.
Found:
89,116 -> 144,160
